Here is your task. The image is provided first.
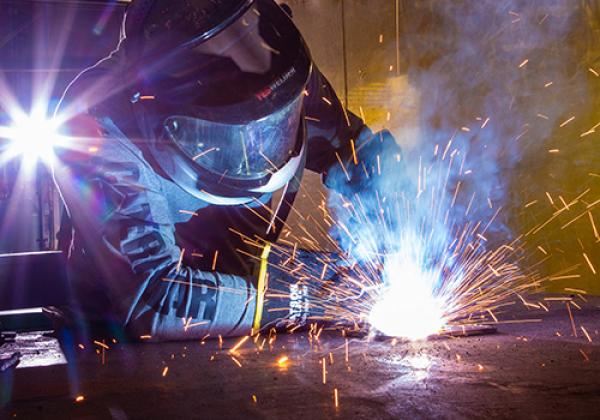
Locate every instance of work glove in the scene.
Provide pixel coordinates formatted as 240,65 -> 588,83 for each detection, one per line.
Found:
257,244 -> 374,330
323,128 -> 409,199
324,129 -> 412,262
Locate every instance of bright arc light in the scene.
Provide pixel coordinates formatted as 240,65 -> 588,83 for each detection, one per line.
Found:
369,255 -> 446,341
2,112 -> 61,165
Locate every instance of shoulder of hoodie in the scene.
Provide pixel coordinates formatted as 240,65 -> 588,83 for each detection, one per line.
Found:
55,49 -> 140,163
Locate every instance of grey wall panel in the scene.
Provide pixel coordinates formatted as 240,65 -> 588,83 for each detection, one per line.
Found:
344,0 -> 400,100
284,0 -> 345,96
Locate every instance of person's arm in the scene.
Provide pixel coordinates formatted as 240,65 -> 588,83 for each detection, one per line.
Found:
303,68 -> 406,196
54,115 -> 257,341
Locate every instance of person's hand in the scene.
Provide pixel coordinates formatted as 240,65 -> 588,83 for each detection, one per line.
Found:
324,129 -> 414,262
324,129 -> 409,197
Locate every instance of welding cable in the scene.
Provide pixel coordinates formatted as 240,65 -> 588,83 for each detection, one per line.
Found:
252,242 -> 272,331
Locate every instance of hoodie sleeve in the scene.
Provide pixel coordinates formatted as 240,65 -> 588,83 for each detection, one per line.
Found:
303,68 -> 405,195
54,114 -> 257,341
303,67 -> 366,174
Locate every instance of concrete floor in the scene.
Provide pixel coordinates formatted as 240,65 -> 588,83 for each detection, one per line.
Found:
1,296 -> 600,419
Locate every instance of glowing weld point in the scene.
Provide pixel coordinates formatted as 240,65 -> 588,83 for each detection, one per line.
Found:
369,256 -> 446,341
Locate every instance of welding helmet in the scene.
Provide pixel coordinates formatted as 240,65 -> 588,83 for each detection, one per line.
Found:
124,0 -> 311,204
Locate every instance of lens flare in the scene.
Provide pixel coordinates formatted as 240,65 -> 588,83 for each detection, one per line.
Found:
0,106 -> 65,169
369,253 -> 446,340
5,113 -> 60,165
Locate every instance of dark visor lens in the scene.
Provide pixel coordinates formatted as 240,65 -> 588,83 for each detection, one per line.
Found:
164,95 -> 303,180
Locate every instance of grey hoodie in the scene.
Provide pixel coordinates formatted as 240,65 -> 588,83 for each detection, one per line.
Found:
53,43 -> 392,341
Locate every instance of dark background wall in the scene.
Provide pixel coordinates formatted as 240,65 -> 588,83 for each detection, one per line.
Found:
0,0 -> 126,113
0,0 -> 126,253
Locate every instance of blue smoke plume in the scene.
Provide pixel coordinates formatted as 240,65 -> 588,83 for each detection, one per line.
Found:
327,1 -> 591,308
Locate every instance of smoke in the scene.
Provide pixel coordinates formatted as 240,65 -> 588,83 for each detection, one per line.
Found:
412,1 -> 593,229
326,1 -> 593,334
331,0 -> 591,250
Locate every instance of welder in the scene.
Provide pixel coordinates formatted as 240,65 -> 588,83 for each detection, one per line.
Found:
53,0 -> 405,341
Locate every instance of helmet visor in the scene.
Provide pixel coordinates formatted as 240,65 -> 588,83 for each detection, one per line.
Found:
164,95 -> 303,181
